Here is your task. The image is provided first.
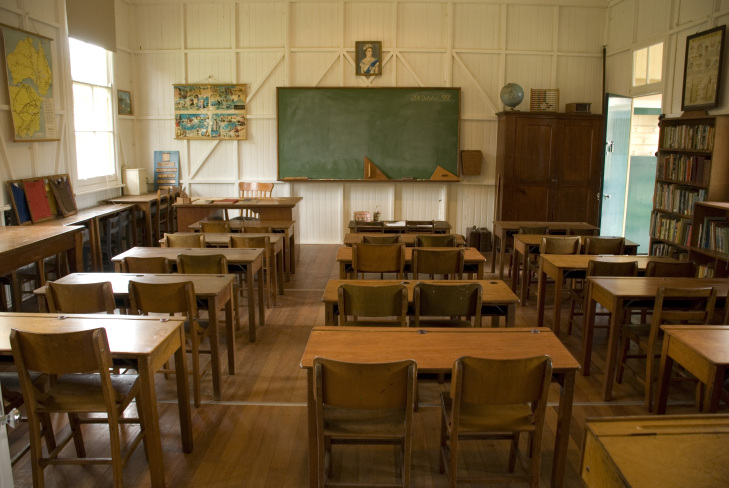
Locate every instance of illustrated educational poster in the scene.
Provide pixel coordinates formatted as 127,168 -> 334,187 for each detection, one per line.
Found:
174,84 -> 247,140
1,24 -> 58,141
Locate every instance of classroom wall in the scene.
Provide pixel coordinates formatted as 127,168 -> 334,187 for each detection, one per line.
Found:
1,0 -> 725,242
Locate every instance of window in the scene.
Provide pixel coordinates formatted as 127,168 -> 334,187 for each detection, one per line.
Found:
69,38 -> 116,182
633,42 -> 663,87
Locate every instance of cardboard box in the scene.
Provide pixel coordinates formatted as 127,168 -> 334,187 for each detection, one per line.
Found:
123,168 -> 148,195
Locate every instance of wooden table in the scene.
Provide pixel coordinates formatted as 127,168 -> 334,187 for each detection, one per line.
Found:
0,312 -> 192,488
111,247 -> 265,341
347,220 -> 451,234
512,234 -> 640,300
188,219 -> 297,278
38,203 -> 136,271
336,246 -> 486,279
300,327 -> 580,488
34,272 -> 236,401
491,221 -> 599,277
0,225 -> 84,311
321,279 -> 519,327
105,192 -> 167,246
343,232 -> 465,247
584,277 -> 729,401
536,255 -> 676,337
581,415 -> 729,488
656,325 -> 729,414
161,232 -> 284,304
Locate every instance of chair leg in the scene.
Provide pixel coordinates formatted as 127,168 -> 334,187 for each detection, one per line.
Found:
508,432 -> 519,472
107,413 -> 124,488
567,297 -> 577,335
439,411 -> 447,474
191,336 -> 201,408
615,333 -> 631,384
68,413 -> 86,457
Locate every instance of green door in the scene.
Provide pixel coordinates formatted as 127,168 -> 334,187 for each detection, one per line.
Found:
600,94 -> 632,236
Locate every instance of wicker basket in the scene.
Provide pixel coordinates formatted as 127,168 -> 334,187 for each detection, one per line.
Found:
353,211 -> 372,222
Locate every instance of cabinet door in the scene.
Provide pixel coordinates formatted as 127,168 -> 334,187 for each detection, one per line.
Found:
553,117 -> 603,224
510,117 -> 558,220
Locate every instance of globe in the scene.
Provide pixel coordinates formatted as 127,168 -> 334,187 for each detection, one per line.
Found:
500,83 -> 524,111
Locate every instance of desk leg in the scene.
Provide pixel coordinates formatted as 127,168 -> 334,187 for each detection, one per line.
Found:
89,218 -> 101,272
581,285 -> 597,376
339,262 -> 347,279
498,236 -> 506,279
602,298 -> 624,401
511,249 -> 520,293
551,271 -> 564,337
325,303 -> 336,326
137,355 -> 172,487
144,204 -> 154,246
476,262 -> 483,280
173,326 -> 193,452
536,265 -> 546,326
257,266 -> 265,327
246,263 -> 256,342
655,338 -> 673,415
224,288 -> 235,375
277,249 -> 285,296
705,365 -> 725,413
506,303 -> 515,327
306,368 -> 318,488
208,297 -> 222,401
551,371 -> 575,488
289,227 -> 297,274
491,234 -> 498,273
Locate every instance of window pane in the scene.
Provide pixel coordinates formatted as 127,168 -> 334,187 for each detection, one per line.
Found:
76,131 -> 114,179
92,86 -> 112,131
648,43 -> 663,84
633,48 -> 647,86
72,83 -> 95,131
69,38 -> 109,85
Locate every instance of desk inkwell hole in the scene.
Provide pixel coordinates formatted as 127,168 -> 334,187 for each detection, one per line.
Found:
417,329 -> 427,334
530,329 -> 540,334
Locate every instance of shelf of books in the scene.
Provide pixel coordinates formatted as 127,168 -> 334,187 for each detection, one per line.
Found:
649,113 -> 729,261
690,201 -> 729,277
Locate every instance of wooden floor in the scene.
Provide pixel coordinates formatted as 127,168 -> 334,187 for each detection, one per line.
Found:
6,244 -> 719,487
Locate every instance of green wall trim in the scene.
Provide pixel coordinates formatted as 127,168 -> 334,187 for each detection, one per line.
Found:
633,107 -> 662,116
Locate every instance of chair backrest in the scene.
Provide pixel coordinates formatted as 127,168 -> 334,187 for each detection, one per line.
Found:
362,234 -> 401,244
128,280 -> 200,331
120,256 -> 172,273
46,281 -> 116,314
411,248 -> 465,279
539,236 -> 581,254
583,236 -> 625,255
353,220 -> 384,233
405,220 -> 435,233
156,188 -> 172,237
239,182 -> 274,198
177,254 -> 228,274
351,243 -> 405,278
645,261 -> 697,277
517,226 -> 548,235
201,221 -> 231,233
243,226 -> 273,233
164,233 -> 206,248
586,260 -> 639,277
414,234 -> 457,247
413,283 -> 482,327
646,286 -> 718,353
337,283 -> 408,326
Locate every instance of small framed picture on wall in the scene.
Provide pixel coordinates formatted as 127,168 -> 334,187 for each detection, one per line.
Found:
117,89 -> 133,115
681,25 -> 726,111
356,41 -> 382,76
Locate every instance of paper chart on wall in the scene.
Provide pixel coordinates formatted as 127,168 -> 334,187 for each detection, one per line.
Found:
173,84 -> 247,140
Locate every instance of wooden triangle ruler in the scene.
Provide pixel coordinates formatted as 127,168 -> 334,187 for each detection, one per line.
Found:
364,156 -> 389,180
430,165 -> 459,181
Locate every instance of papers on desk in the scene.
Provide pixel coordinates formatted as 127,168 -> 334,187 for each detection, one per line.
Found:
384,221 -> 406,227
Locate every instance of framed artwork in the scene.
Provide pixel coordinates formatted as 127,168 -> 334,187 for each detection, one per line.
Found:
174,84 -> 247,140
356,41 -> 382,76
682,25 -> 726,111
117,89 -> 132,115
0,24 -> 59,141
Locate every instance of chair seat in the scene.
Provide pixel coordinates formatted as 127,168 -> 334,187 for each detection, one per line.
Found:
442,393 -> 535,432
37,373 -> 139,412
323,406 -> 407,437
415,318 -> 473,328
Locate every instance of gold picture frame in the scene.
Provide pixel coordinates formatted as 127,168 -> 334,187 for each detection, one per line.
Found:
355,41 -> 382,77
117,89 -> 132,115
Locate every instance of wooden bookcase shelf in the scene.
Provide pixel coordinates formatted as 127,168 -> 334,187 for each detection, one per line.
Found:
649,114 -> 729,260
689,201 -> 729,277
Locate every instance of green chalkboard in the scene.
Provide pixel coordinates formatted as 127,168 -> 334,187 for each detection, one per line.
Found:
277,87 -> 460,181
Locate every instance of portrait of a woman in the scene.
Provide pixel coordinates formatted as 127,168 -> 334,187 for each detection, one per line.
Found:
356,41 -> 382,76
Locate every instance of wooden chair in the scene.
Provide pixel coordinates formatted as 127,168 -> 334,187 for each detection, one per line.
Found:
524,236 -> 581,301
46,281 -> 116,314
120,256 -> 172,273
128,280 -> 210,407
353,220 -> 385,233
229,235 -> 275,307
337,283 -> 408,326
566,260 -> 638,335
645,261 -> 697,277
11,327 -> 146,488
313,357 -> 416,488
243,226 -> 273,233
178,253 -> 238,332
583,236 -> 625,255
155,187 -> 172,239
615,286 -> 717,411
411,248 -> 464,279
510,226 -> 549,277
227,182 -> 274,220
362,234 -> 401,244
414,234 -> 457,247
351,242 -> 405,279
201,220 -> 231,233
412,282 -> 482,327
439,356 -> 552,488
405,220 -> 435,233
163,233 -> 206,248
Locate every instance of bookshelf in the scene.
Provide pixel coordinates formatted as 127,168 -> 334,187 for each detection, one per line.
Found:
689,201 -> 729,277
649,113 -> 729,260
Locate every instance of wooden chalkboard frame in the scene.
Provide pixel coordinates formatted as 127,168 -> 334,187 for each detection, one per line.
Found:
277,87 -> 461,181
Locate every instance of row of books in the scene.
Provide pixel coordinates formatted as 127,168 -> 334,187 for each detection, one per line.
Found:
656,154 -> 710,185
697,264 -> 715,278
654,183 -> 706,216
650,242 -> 689,260
649,212 -> 693,246
662,123 -> 715,151
697,216 -> 729,254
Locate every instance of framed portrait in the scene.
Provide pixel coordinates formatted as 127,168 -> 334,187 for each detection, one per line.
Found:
355,41 -> 382,77
681,25 -> 726,111
117,89 -> 132,115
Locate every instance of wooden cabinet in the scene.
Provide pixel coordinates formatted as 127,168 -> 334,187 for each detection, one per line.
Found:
495,112 -> 604,224
649,114 -> 729,260
689,201 -> 729,277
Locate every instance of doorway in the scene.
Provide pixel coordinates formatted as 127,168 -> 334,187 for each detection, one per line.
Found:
600,93 -> 661,253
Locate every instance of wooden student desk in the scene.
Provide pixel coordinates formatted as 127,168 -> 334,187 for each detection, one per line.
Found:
0,312 -> 192,488
300,326 -> 580,488
347,220 -> 452,234
581,415 -> 729,488
536,255 -> 676,338
583,277 -> 729,401
342,232 -> 466,246
321,279 -> 519,327
105,192 -> 168,247
336,246 -> 486,279
34,272 -> 236,402
111,247 -> 265,341
0,225 -> 85,311
491,221 -> 599,277
656,325 -> 729,414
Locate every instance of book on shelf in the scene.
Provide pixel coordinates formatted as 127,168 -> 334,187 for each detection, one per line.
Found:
662,124 -> 715,151
697,263 -> 715,278
657,154 -> 709,185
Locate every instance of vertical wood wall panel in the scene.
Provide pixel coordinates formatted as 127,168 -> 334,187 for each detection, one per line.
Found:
455,53 -> 501,116
134,4 -> 182,50
237,52 -> 285,112
506,5 -> 554,52
240,119 -> 278,181
557,56 -> 603,110
505,54 -> 553,108
133,54 -> 183,117
678,0 -> 715,24
607,0 -> 635,52
397,2 -> 446,49
558,7 -> 607,53
115,0 -> 133,50
185,4 -> 232,49
398,52 -> 446,86
290,2 -> 340,48
25,0 -> 59,25
460,119 -> 497,184
186,53 -> 234,84
345,183 -> 395,224
192,141 -> 236,181
296,182 -> 342,243
453,4 -> 502,50
635,0 -> 669,43
237,2 -> 286,48
344,3 -> 392,47
605,50 -> 632,96
397,184 -> 444,221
